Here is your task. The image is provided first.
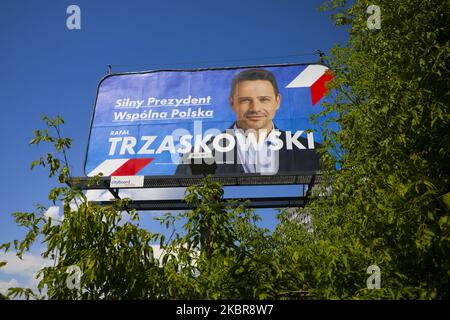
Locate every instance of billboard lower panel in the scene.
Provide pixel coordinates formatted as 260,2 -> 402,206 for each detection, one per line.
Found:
84,63 -> 333,181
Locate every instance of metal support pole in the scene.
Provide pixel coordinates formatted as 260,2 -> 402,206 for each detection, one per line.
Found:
107,188 -> 121,200
304,174 -> 316,205
316,50 -> 325,63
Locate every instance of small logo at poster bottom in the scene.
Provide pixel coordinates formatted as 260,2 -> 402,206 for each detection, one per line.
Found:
110,175 -> 144,188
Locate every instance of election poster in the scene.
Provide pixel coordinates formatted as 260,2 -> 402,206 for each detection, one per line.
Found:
84,63 -> 333,178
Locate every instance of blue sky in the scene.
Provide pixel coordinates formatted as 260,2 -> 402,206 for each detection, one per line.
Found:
0,0 -> 348,294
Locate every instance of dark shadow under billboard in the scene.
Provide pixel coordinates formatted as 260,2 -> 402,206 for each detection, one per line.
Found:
84,63 -> 333,180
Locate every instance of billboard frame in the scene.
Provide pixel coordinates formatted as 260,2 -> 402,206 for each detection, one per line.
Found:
83,61 -> 329,183
66,171 -> 320,210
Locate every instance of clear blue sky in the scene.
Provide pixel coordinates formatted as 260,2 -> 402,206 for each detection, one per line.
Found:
0,0 -> 348,248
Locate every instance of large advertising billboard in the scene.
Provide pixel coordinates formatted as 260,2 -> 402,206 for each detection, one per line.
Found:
84,63 -> 333,179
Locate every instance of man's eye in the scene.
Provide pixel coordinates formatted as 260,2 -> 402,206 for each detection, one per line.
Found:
239,99 -> 251,103
260,97 -> 271,102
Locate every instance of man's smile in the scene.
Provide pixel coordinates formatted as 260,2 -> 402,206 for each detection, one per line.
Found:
244,112 -> 267,120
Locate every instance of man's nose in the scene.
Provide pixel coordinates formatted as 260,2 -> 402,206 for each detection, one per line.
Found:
248,99 -> 263,112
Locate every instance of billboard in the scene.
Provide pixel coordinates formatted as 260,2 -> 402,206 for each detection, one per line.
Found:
84,63 -> 333,179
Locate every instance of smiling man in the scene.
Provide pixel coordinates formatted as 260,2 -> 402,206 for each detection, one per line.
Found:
229,69 -> 281,133
175,68 -> 322,175
228,69 -> 283,174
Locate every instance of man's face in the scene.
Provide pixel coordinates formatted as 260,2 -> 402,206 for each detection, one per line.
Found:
229,80 -> 281,131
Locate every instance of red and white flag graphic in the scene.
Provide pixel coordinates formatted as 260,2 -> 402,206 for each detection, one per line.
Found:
88,158 -> 154,177
286,65 -> 333,105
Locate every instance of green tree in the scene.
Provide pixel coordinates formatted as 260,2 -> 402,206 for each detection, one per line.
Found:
282,0 -> 449,298
0,116 -> 283,299
1,0 -> 448,300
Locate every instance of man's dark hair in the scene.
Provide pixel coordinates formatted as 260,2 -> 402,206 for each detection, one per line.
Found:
229,69 -> 280,98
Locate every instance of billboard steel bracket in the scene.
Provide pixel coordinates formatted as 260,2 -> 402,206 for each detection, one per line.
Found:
87,196 -> 309,211
66,172 -> 321,211
304,174 -> 316,205
107,188 -> 121,200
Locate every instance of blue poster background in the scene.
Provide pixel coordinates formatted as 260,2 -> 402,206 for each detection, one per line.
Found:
84,64 -> 333,176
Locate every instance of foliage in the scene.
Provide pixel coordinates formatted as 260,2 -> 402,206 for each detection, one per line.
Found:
0,116 -> 284,299
1,0 -> 448,300
297,0 -> 449,298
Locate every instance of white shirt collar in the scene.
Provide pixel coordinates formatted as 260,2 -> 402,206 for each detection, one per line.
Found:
232,122 -> 279,174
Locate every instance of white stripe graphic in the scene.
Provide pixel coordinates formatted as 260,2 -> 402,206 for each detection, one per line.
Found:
286,65 -> 328,88
87,159 -> 129,177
